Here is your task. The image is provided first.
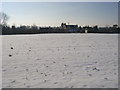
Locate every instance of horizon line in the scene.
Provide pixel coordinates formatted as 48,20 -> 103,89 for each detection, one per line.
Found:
6,23 -> 118,27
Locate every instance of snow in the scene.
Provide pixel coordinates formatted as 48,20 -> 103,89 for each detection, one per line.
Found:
2,34 -> 118,88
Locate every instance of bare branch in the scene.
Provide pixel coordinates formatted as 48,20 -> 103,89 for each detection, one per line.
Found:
0,12 -> 9,26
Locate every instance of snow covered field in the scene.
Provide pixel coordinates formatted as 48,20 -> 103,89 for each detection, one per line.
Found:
2,34 -> 118,88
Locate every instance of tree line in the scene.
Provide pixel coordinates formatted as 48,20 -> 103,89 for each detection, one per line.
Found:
1,24 -> 119,35
0,12 -> 119,35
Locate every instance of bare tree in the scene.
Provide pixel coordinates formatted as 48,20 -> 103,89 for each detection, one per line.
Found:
0,12 -> 9,26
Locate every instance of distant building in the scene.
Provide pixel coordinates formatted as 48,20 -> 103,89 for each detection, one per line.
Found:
113,24 -> 118,28
61,23 -> 79,32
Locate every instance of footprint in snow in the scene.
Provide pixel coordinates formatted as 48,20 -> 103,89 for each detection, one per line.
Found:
54,82 -> 58,84
11,47 -> 13,49
88,74 -> 92,76
53,61 -> 56,63
44,80 -> 47,82
36,69 -> 38,72
114,53 -> 117,55
11,80 -> 16,83
46,66 -> 49,68
44,74 -> 47,76
9,54 -> 12,57
27,85 -> 30,88
83,85 -> 87,87
93,67 -> 100,71
104,77 -> 108,80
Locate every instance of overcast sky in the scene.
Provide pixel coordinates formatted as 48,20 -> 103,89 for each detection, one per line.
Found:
2,2 -> 118,27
